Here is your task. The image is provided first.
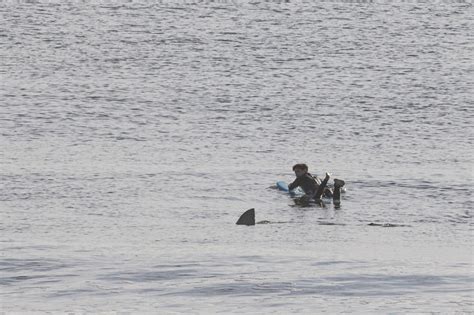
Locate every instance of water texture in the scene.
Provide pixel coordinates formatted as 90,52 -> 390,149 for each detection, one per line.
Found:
1,1 -> 473,313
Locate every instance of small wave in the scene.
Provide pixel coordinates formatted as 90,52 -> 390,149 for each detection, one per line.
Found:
318,221 -> 346,226
0,258 -> 70,273
367,223 -> 411,227
161,273 -> 473,297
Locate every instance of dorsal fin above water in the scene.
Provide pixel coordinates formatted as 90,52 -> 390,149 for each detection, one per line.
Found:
236,208 -> 255,226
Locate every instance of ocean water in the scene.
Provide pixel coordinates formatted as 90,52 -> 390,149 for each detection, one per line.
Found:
1,1 -> 473,313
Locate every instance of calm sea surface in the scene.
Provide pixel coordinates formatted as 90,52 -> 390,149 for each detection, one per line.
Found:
1,1 -> 473,313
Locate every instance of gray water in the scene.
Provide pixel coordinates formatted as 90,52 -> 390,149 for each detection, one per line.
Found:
1,1 -> 473,313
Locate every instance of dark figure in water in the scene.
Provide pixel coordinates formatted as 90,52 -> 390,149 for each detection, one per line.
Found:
288,163 -> 345,206
236,208 -> 255,225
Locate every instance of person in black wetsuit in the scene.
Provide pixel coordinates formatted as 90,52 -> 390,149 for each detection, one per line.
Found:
288,163 -> 345,206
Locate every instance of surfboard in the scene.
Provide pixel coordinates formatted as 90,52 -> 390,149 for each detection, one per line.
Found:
276,181 -> 289,192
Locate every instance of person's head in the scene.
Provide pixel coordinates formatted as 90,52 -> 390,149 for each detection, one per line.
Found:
292,163 -> 308,177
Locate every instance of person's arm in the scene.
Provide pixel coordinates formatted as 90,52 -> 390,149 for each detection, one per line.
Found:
288,177 -> 300,191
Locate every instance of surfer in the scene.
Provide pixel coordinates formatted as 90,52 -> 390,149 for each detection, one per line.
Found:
289,163 -> 345,205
